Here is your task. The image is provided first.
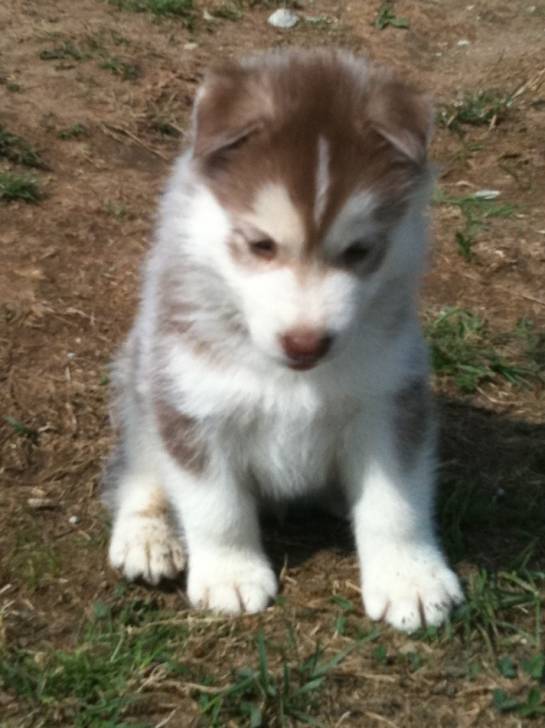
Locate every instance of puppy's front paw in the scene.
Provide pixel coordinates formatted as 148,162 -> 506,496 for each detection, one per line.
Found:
362,542 -> 463,632
188,551 -> 277,615
109,514 -> 186,585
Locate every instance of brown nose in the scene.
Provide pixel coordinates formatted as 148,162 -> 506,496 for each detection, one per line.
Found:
280,327 -> 333,369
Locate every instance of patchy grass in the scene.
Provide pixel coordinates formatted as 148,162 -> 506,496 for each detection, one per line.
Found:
0,126 -> 47,169
13,542 -> 62,592
39,40 -> 87,62
0,172 -> 41,202
3,416 -> 39,443
57,123 -> 89,140
39,33 -> 144,83
99,56 -> 141,80
105,200 -> 129,219
84,27 -> 131,51
0,596 -> 359,727
0,77 -> 22,92
426,307 -> 542,392
439,566 -> 544,718
6,548 -> 540,726
108,0 -> 195,21
494,685 -> 545,720
199,629 -> 357,726
514,318 -> 545,370
373,2 -> 409,29
416,564 -> 545,717
434,190 -> 516,259
437,90 -> 514,131
0,596 -> 190,726
208,2 -> 244,21
448,568 -> 543,647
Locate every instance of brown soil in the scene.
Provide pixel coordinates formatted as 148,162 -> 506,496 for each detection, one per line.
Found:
1,1 -> 544,726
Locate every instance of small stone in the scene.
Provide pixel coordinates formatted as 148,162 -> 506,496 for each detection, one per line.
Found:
27,497 -> 55,510
474,189 -> 500,199
184,42 -> 198,51
457,39 -> 471,47
268,8 -> 299,29
69,515 -> 80,525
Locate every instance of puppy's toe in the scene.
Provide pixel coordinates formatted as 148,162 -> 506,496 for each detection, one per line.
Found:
109,514 -> 186,585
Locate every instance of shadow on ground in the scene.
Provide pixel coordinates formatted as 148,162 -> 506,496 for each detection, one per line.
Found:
260,396 -> 545,575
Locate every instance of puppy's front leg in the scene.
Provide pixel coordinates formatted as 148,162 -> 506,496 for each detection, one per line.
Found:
161,448 -> 277,615
344,381 -> 463,632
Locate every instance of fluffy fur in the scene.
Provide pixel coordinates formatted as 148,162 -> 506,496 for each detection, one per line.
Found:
104,49 -> 463,632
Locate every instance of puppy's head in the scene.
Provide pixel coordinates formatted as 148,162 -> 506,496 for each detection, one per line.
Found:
187,50 -> 432,371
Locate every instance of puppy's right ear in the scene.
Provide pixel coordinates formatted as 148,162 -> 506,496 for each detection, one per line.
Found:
192,64 -> 272,159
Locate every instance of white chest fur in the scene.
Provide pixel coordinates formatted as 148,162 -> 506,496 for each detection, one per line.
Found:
238,394 -> 348,498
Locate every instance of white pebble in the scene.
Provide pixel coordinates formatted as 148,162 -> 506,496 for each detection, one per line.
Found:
457,39 -> 471,47
69,515 -> 80,525
268,9 -> 299,29
27,497 -> 55,510
474,189 -> 501,199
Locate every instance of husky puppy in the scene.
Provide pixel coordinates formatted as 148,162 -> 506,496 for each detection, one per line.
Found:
104,49 -> 463,632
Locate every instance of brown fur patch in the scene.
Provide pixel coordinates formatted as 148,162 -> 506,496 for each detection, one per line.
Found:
135,487 -> 170,519
155,267 -> 199,339
155,398 -> 208,474
394,379 -> 435,469
155,265 -> 246,363
193,50 -> 431,262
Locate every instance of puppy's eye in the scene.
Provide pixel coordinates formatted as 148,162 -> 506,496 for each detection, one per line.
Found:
341,242 -> 371,267
248,238 -> 277,261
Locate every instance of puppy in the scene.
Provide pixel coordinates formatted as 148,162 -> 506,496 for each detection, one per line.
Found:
104,49 -> 463,632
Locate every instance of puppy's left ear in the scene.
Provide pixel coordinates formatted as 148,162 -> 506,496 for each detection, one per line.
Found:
192,63 -> 272,159
367,77 -> 433,165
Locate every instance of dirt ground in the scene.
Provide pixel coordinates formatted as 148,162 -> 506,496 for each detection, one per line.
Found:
1,1 -> 545,726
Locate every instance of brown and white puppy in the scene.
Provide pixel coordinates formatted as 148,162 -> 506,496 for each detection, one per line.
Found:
104,49 -> 463,632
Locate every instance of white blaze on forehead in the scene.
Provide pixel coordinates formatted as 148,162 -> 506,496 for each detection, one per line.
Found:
314,136 -> 330,226
248,182 -> 305,249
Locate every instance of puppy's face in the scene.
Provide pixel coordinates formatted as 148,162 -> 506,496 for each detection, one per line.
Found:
189,51 -> 432,371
